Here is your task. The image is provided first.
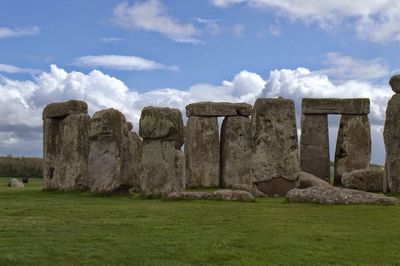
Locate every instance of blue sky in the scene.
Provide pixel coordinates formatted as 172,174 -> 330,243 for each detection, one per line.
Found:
0,0 -> 399,164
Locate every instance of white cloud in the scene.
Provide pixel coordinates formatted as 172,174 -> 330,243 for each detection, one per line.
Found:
0,26 -> 40,38
211,0 -> 400,42
0,63 -> 41,74
100,37 -> 124,43
72,55 -> 179,72
113,0 -> 200,43
194,17 -> 221,35
232,23 -> 245,37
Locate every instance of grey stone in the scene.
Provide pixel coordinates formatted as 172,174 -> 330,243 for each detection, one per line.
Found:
140,140 -> 185,197
212,190 -> 255,202
254,177 -> 297,197
185,116 -> 219,188
43,113 -> 90,191
9,178 -> 24,188
341,168 -> 384,192
384,94 -> 400,192
251,98 -> 300,188
334,115 -> 371,185
186,101 -> 252,117
286,186 -> 398,205
126,122 -> 133,131
128,132 -> 143,192
297,171 -> 331,189
42,100 -> 88,119
302,98 -> 370,115
389,74 -> 400,93
166,191 -> 212,200
300,114 -> 330,182
220,116 -> 252,188
88,108 -> 132,194
139,106 -> 184,149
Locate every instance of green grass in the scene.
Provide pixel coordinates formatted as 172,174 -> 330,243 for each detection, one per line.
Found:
1,177 -> 400,265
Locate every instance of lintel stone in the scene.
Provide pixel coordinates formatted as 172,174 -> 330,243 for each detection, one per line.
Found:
186,101 -> 252,117
302,98 -> 370,115
43,100 -> 88,119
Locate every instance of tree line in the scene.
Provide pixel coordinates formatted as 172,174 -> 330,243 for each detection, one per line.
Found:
0,156 -> 42,177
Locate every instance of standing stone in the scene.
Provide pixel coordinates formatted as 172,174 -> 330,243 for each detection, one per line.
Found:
251,98 -> 300,196
128,131 -> 143,192
334,115 -> 371,185
185,116 -> 219,188
300,114 -> 330,182
88,108 -> 132,194
139,107 -> 185,196
43,100 -> 90,191
220,116 -> 251,188
384,93 -> 400,192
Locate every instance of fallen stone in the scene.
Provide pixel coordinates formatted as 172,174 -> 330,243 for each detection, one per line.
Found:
212,190 -> 255,202
166,191 -> 212,200
185,116 -> 219,188
139,106 -> 184,149
341,168 -> 384,192
389,74 -> 400,93
42,100 -> 88,119
251,98 -> 300,187
302,98 -> 370,115
220,116 -> 252,188
297,171 -> 331,189
300,114 -> 330,181
9,178 -> 24,188
334,114 -> 371,185
186,101 -> 252,117
286,186 -> 398,205
254,177 -> 297,197
384,94 -> 400,192
231,183 -> 268,197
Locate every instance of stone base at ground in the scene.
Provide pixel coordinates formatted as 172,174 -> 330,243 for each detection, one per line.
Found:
254,177 -> 297,196
9,178 -> 24,188
166,189 -> 254,202
286,186 -> 398,205
297,171 -> 331,189
341,168 -> 384,192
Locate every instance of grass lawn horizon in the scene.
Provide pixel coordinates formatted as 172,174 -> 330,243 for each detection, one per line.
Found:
1,177 -> 400,265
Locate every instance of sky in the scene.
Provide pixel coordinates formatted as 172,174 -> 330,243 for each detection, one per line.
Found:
0,0 -> 399,164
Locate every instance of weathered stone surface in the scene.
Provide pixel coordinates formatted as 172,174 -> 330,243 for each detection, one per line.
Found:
251,98 -> 300,188
88,108 -> 132,194
231,184 -> 268,197
185,116 -> 219,188
126,122 -> 133,131
297,171 -> 331,189
43,113 -> 90,191
212,190 -> 255,202
9,178 -> 24,188
139,106 -> 184,149
334,115 -> 371,185
220,116 -> 251,188
300,114 -> 330,182
389,74 -> 400,93
42,100 -> 88,119
140,140 -> 185,197
186,101 -> 252,117
127,132 -> 143,192
166,191 -> 212,200
286,186 -> 398,205
384,94 -> 400,193
254,177 -> 297,197
302,98 -> 370,115
341,168 -> 384,192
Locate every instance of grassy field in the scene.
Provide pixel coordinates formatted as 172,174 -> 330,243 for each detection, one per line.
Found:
1,177 -> 400,265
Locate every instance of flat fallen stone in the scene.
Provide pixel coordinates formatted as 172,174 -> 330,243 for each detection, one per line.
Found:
389,74 -> 400,93
341,168 -> 384,192
166,191 -> 212,200
286,186 -> 398,205
42,100 -> 88,119
9,178 -> 24,188
297,171 -> 331,189
166,190 -> 254,202
186,101 -> 252,117
302,98 -> 370,115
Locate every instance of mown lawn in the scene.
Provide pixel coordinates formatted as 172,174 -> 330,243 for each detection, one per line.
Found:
0,177 -> 400,265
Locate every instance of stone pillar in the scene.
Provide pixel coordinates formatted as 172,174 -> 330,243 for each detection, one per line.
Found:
220,116 -> 251,188
384,75 -> 400,192
88,108 -> 133,194
185,116 -> 219,188
334,114 -> 371,185
127,131 -> 143,193
42,100 -> 90,191
139,107 -> 185,197
300,114 -> 330,182
251,98 -> 300,196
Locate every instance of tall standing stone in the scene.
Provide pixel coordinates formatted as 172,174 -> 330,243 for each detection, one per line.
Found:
384,75 -> 400,192
300,114 -> 330,182
43,100 -> 90,191
139,107 -> 185,196
185,116 -> 219,188
127,131 -> 143,192
334,114 -> 371,185
88,108 -> 132,194
251,98 -> 300,196
220,116 -> 251,188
